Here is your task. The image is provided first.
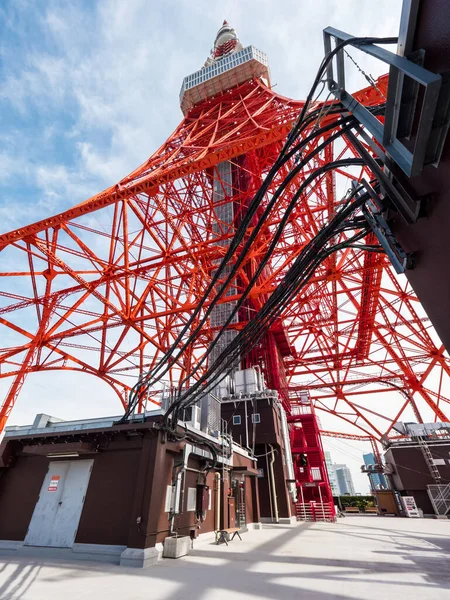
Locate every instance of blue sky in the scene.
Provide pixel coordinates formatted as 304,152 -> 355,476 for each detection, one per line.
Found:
0,0 -> 403,231
0,0 -> 404,492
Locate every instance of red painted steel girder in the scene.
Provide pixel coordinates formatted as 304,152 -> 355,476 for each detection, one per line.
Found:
1,76 -> 450,437
320,430 -> 372,441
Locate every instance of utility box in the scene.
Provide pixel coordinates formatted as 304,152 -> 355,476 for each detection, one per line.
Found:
163,535 -> 191,559
235,368 -> 259,395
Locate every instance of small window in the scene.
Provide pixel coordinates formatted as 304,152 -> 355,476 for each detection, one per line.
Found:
252,413 -> 261,424
233,415 -> 241,425
187,487 -> 197,511
208,488 -> 212,511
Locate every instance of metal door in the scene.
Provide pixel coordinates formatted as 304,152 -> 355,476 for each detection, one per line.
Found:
25,459 -> 93,548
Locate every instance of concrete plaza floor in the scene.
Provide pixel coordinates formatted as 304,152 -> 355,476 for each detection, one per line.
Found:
0,517 -> 449,599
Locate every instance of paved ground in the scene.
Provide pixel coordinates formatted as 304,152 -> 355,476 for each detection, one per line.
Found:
0,517 -> 449,599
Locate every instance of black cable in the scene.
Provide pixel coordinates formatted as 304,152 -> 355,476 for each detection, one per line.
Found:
125,96 -> 384,418
173,229 -> 362,413
125,108 -> 385,414
124,109 -> 385,421
181,212 -> 373,404
131,153 -> 367,424
171,222 -> 367,418
122,34 -> 396,421
165,188 -> 374,421
172,158 -> 369,395
121,119 -> 352,419
168,202 -> 380,419
124,111 -> 359,406
173,136 -> 363,390
284,35 -> 397,152
148,102 -> 382,407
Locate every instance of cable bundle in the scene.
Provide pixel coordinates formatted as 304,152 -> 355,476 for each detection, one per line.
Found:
120,34 -> 397,426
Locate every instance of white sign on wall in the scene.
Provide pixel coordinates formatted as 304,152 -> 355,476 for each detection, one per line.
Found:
48,475 -> 60,492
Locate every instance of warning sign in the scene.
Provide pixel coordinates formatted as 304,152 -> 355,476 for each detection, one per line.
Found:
48,475 -> 60,492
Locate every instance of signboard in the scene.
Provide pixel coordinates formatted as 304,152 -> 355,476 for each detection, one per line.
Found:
48,475 -> 60,492
303,482 -> 318,488
257,468 -> 264,478
401,495 -> 420,518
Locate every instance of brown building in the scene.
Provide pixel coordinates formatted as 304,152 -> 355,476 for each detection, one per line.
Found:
220,392 -> 297,523
384,437 -> 450,516
0,410 -> 263,567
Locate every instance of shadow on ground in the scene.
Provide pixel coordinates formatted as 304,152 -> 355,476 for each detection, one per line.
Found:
0,519 -> 449,599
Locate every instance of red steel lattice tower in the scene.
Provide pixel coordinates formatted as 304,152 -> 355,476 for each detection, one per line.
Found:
1,22 -> 450,449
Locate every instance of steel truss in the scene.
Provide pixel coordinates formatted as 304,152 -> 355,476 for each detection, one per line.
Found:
1,76 -> 449,438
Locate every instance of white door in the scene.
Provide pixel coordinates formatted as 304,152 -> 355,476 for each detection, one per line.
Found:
25,459 -> 93,548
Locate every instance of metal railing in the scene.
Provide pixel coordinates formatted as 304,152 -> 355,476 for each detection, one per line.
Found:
428,483 -> 450,516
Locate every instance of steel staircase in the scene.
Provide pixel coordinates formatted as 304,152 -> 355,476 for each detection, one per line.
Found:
295,501 -> 335,522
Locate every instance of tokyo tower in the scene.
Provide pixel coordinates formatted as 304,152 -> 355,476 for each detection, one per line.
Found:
1,19 -> 450,452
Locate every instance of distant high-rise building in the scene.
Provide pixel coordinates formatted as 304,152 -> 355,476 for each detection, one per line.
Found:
363,452 -> 388,490
334,464 -> 355,496
324,451 -> 340,496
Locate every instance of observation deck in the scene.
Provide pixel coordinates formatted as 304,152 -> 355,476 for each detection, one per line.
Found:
180,45 -> 270,115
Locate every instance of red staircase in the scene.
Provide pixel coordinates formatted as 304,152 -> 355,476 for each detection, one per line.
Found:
288,392 -> 335,522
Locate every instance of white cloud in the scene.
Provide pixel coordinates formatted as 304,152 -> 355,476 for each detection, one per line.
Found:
1,0 -> 404,194
0,152 -> 23,183
34,163 -> 92,212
